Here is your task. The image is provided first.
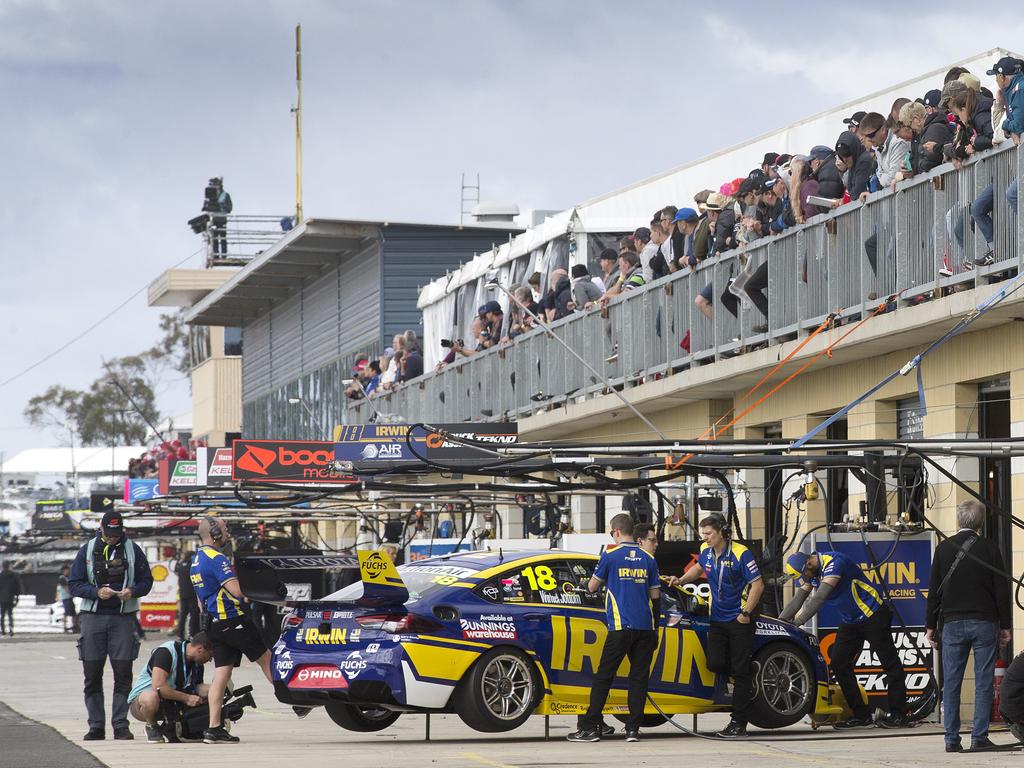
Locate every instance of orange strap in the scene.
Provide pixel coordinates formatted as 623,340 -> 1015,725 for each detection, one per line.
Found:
665,296 -> 895,470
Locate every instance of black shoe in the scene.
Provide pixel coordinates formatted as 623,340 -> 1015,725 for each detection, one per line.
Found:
716,720 -> 747,738
203,726 -> 240,744
83,728 -> 105,741
979,249 -> 995,266
875,711 -> 910,729
625,729 -> 639,742
834,714 -> 874,729
946,743 -> 963,753
292,705 -> 313,719
599,722 -> 615,737
751,324 -> 768,334
145,724 -> 165,744
970,737 -> 997,751
566,729 -> 601,743
113,727 -> 134,740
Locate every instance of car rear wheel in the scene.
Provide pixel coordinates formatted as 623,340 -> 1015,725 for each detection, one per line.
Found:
455,648 -> 540,732
747,642 -> 815,729
324,702 -> 401,732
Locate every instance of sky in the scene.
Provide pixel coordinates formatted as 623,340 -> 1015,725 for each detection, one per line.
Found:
0,0 -> 1022,461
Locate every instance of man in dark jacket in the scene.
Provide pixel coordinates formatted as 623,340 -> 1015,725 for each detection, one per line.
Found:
834,131 -> 874,199
541,269 -> 573,320
925,500 -> 1011,752
69,511 -> 154,741
917,109 -> 953,173
0,561 -> 22,636
809,145 -> 845,210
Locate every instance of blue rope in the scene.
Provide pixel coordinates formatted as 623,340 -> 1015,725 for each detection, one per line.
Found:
789,271 -> 1024,450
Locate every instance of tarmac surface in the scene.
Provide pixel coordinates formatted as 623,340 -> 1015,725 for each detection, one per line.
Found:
0,633 -> 1021,768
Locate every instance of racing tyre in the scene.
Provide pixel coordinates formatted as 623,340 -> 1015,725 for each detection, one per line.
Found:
455,648 -> 540,732
324,702 -> 401,732
746,642 -> 815,729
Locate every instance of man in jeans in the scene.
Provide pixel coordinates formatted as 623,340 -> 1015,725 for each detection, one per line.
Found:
925,499 -> 1011,752
568,514 -> 660,743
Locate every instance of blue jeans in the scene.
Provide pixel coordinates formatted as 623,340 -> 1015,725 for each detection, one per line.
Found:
941,619 -> 998,746
971,184 -> 995,246
1008,178 -> 1019,215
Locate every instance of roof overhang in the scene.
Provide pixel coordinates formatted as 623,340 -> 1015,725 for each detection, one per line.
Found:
185,219 -> 378,326
147,268 -> 239,308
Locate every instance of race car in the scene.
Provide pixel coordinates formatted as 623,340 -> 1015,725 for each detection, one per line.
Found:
269,548 -> 847,733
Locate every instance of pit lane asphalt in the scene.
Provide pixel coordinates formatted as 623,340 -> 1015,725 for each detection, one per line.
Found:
0,634 -> 1018,768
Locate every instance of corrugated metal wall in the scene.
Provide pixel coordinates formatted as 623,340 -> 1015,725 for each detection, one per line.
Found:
380,226 -> 509,346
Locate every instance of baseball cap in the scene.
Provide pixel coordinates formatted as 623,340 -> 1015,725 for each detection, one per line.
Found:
986,56 -> 1023,77
672,207 -> 699,223
784,552 -> 810,581
598,247 -> 617,262
760,177 -> 777,193
808,145 -> 832,162
922,89 -> 941,109
940,80 -> 967,108
481,300 -> 502,315
842,110 -> 866,129
762,152 -> 780,166
384,346 -> 394,357
352,357 -> 369,373
101,511 -> 124,536
959,72 -> 981,92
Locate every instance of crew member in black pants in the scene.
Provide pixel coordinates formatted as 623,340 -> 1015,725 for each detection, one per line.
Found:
568,513 -> 660,743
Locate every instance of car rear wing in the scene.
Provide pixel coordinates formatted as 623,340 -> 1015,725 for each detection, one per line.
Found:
235,550 -> 409,607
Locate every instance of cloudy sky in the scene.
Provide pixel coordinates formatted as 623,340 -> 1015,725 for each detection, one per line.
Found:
0,1 -> 1021,461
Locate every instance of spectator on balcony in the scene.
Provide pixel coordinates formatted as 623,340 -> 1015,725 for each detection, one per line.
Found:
790,157 -> 818,224
945,66 -> 971,84
619,235 -> 636,254
761,153 -> 780,178
380,334 -> 405,391
692,201 -> 713,263
808,145 -> 845,210
834,130 -> 874,200
672,208 -> 701,270
843,111 -> 866,132
542,269 -> 573,321
596,249 -> 619,292
967,58 -> 1024,266
479,300 -> 504,348
899,101 -> 951,176
646,214 -> 671,280
569,264 -> 603,310
505,285 -> 540,341
710,192 -> 737,254
435,316 -> 486,372
401,344 -> 423,382
344,359 -> 371,399
923,89 -> 942,115
363,360 -> 383,397
859,112 -> 910,195
636,225 -> 659,282
618,252 -> 645,291
527,272 -> 542,303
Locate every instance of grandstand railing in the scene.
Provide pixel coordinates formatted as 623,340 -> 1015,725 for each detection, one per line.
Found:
200,214 -> 292,267
348,143 -> 1023,424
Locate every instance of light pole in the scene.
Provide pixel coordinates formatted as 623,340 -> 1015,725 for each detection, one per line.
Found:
287,396 -> 327,439
485,280 -> 668,441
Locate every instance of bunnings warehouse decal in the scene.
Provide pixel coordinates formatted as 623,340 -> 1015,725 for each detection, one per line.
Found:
819,629 -> 934,710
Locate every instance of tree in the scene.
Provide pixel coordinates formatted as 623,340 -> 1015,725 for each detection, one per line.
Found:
144,310 -> 190,380
23,357 -> 159,446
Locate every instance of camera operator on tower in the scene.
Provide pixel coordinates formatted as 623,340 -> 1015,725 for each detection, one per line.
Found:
190,515 -> 310,743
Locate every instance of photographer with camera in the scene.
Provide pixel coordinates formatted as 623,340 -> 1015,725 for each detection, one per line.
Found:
202,177 -> 232,259
128,632 -> 214,743
190,516 -> 308,743
69,511 -> 153,741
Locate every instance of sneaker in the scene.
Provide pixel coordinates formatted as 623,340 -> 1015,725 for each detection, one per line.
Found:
875,711 -> 911,729
751,323 -> 768,334
716,720 -> 747,739
599,722 -> 615,737
203,726 -> 240,744
625,729 -> 640,742
834,714 -> 874,729
979,249 -> 995,266
113,727 -> 134,740
970,737 -> 997,751
963,258 -> 975,270
566,728 -> 601,743
145,724 -> 165,744
946,743 -> 963,753
939,266 -> 954,277
83,728 -> 105,741
292,706 -> 313,719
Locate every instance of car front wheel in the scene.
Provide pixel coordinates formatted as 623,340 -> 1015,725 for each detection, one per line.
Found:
746,642 -> 815,729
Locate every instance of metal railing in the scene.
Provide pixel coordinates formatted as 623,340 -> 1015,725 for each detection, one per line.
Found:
349,143 -> 1023,424
199,214 -> 293,267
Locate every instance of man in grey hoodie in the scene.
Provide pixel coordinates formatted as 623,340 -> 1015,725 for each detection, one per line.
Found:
570,264 -> 604,310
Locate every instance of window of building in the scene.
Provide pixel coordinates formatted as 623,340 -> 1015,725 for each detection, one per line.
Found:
896,397 -> 924,440
189,326 -> 211,368
224,327 -> 242,356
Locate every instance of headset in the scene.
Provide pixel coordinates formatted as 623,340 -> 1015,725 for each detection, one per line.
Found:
204,515 -> 225,544
700,511 -> 731,541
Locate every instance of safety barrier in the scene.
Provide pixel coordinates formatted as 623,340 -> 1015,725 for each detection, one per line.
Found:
349,144 -> 1023,424
200,214 -> 292,267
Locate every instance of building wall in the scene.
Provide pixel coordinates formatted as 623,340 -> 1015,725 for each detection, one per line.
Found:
191,350 -> 242,446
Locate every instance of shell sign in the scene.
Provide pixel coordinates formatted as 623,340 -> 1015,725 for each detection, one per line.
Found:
140,560 -> 179,630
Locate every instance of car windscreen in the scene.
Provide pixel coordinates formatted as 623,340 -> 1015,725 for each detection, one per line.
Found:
322,563 -> 479,603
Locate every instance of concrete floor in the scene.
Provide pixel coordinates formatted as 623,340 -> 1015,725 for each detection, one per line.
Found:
0,634 -> 1019,768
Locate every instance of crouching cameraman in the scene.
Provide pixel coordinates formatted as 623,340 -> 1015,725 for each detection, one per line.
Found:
128,632 -> 213,743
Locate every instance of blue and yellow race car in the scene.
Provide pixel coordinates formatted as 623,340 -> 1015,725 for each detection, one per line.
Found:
270,549 -> 846,733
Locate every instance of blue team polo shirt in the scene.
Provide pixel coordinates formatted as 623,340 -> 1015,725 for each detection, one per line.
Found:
805,550 -> 882,625
699,541 -> 761,622
190,546 -> 245,620
594,542 -> 660,631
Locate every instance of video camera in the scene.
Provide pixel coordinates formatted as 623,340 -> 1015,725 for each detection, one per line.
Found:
440,338 -> 464,349
162,685 -> 257,742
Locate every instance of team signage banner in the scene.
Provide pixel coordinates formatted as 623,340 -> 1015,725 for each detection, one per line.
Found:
331,423 -> 519,472
232,440 -> 356,484
158,459 -> 201,494
199,446 -> 234,487
32,499 -> 75,531
333,424 -> 425,466
124,478 -> 159,503
421,423 -> 518,460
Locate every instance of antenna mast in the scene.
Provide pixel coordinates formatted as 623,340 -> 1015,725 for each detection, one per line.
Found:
294,24 -> 303,223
